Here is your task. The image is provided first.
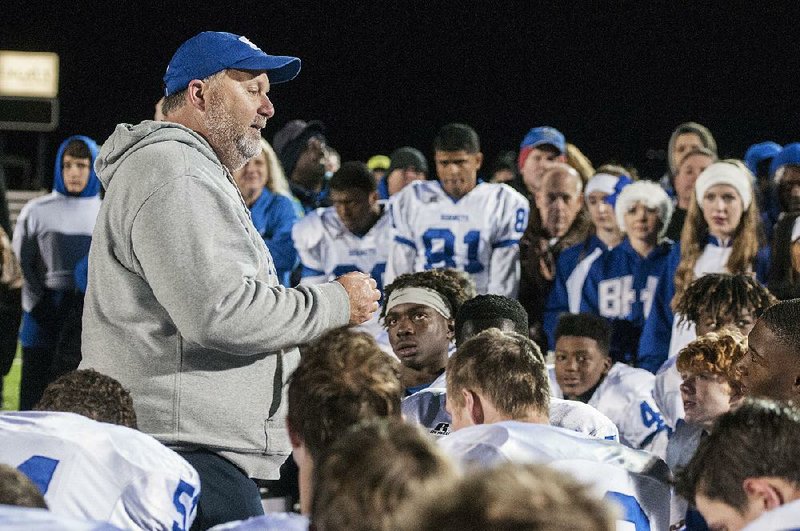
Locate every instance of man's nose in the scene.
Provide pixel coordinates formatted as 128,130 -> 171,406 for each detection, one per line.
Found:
259,95 -> 275,119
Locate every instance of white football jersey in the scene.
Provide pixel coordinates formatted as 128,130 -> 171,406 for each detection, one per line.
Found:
0,412 -> 200,531
0,505 -> 121,531
552,363 -> 670,456
209,513 -> 309,530
292,204 -> 393,342
402,383 -> 619,441
439,421 -> 672,531
386,180 -> 529,297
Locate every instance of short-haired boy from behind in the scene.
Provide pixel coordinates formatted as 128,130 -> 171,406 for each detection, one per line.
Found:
286,327 -> 402,515
441,328 -> 672,530
402,294 -> 619,442
0,370 -> 200,530
395,462 -> 616,531
311,419 -> 456,531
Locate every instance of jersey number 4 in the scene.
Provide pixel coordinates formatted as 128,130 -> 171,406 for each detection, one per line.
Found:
422,229 -> 483,272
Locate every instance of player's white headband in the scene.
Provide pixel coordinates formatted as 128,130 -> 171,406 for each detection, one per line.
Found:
385,287 -> 452,319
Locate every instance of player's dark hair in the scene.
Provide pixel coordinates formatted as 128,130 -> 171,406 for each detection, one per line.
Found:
0,464 -> 48,509
312,419 -> 456,531
286,328 -> 402,462
757,299 -> 800,356
381,269 -> 471,321
447,329 -> 550,419
433,123 -> 480,154
676,398 -> 800,511
676,273 -> 777,327
330,161 -> 377,193
555,313 -> 611,357
455,294 -> 529,346
34,369 -> 137,429
63,139 -> 91,160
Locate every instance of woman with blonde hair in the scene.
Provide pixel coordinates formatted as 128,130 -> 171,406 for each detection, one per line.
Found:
232,137 -> 303,287
639,161 -> 769,373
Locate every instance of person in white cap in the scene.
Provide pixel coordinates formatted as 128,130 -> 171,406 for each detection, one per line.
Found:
80,31 -> 380,526
639,160 -> 769,374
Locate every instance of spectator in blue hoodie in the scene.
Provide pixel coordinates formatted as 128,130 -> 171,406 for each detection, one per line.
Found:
13,135 -> 102,409
232,137 -> 302,287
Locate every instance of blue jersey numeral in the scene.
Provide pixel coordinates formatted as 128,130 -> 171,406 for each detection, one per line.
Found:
332,263 -> 387,295
640,401 -> 666,431
422,228 -> 483,272
172,479 -> 198,531
605,491 -> 650,531
514,208 -> 527,232
17,455 -> 59,495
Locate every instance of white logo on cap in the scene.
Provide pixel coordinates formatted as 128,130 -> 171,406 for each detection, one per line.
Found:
238,36 -> 262,51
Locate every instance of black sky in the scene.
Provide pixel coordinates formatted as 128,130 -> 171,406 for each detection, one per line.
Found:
2,1 -> 799,187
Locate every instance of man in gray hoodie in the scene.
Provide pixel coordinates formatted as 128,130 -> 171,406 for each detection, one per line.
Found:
80,31 -> 379,527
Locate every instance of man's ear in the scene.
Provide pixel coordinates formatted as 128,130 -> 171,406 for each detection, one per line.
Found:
743,477 -> 784,512
474,152 -> 484,170
446,319 -> 455,341
186,79 -> 209,111
286,419 -> 303,450
462,389 -> 484,425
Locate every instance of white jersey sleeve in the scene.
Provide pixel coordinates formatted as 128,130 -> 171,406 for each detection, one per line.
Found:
385,192 -> 418,285
486,184 -> 529,298
590,363 -> 671,457
0,412 -> 200,531
0,505 -> 123,531
653,357 -> 684,430
209,513 -> 309,531
549,397 -> 619,442
439,421 -> 672,531
291,208 -> 326,284
401,388 -> 452,438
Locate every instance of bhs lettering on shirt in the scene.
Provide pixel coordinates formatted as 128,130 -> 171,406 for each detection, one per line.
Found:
598,276 -> 659,318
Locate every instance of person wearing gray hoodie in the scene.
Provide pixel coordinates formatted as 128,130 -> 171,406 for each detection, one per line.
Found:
80,31 -> 379,528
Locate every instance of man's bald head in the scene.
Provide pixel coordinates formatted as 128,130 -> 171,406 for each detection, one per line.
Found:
536,163 -> 584,238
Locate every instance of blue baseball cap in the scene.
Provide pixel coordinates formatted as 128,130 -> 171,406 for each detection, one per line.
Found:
743,141 -> 781,176
163,31 -> 301,96
771,143 -> 800,180
519,126 -> 566,154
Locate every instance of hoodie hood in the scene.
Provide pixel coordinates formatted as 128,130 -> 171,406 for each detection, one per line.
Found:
666,122 -> 717,178
53,135 -> 102,197
94,120 -> 221,189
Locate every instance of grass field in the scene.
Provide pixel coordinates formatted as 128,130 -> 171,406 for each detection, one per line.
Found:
2,344 -> 20,411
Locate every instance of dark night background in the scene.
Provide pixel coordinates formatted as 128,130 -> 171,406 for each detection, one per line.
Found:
1,1 -> 799,188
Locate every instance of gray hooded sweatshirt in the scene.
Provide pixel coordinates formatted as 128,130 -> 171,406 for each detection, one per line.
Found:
81,121 -> 350,479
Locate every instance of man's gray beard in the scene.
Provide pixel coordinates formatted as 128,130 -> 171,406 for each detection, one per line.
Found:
206,96 -> 261,172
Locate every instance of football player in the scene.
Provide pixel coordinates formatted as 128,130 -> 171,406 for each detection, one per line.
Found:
553,313 -> 670,456
441,329 -> 672,530
386,123 -> 529,297
0,370 -> 200,530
